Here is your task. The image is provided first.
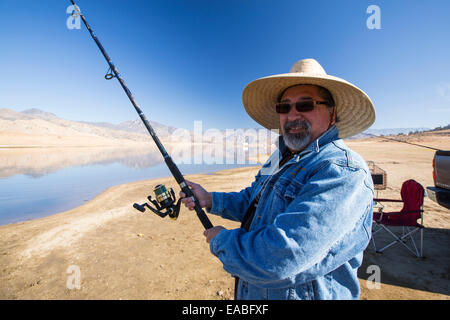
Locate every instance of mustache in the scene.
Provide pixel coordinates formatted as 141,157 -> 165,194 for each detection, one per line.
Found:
284,120 -> 310,132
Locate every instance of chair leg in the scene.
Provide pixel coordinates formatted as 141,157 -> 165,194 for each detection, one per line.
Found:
406,226 -> 424,258
399,228 -> 421,257
421,228 -> 424,257
371,222 -> 382,252
374,225 -> 423,258
407,227 -> 420,258
419,228 -> 424,258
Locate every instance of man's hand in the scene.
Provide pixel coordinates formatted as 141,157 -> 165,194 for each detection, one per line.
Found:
204,226 -> 226,243
180,181 -> 224,243
179,180 -> 212,210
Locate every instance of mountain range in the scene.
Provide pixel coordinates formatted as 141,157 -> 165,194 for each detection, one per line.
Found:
348,127 -> 431,139
0,107 -> 437,147
20,108 -> 178,137
0,108 -> 179,146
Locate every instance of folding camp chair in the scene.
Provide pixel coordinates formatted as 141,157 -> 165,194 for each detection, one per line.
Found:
371,179 -> 425,258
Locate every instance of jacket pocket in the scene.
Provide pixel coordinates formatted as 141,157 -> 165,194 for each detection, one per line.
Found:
284,181 -> 303,200
274,177 -> 303,198
273,178 -> 304,210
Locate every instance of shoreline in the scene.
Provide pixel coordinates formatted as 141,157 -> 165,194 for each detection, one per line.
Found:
0,163 -> 262,228
0,138 -> 265,226
0,166 -> 261,299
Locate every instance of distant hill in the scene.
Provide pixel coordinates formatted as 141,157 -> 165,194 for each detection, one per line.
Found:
428,123 -> 450,131
21,108 -> 59,121
0,108 -> 35,121
348,127 -> 431,139
0,108 -> 175,146
22,108 -> 177,137
84,118 -> 178,137
1,107 -> 444,148
0,108 -> 177,141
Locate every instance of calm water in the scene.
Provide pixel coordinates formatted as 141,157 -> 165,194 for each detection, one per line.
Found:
0,147 -> 258,225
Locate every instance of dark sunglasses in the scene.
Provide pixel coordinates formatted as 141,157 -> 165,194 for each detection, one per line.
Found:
275,98 -> 329,114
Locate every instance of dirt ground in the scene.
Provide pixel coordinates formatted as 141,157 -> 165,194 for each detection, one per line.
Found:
0,132 -> 449,300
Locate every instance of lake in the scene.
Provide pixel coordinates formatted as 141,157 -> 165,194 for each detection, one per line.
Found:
0,146 -> 261,225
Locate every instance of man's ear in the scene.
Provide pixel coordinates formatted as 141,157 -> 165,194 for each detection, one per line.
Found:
329,106 -> 336,126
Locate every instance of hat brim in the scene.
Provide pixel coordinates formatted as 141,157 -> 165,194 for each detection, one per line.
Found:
242,73 -> 375,139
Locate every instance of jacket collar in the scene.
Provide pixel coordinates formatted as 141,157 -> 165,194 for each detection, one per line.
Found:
260,125 -> 339,176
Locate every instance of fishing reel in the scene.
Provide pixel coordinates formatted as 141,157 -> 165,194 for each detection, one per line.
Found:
133,184 -> 181,220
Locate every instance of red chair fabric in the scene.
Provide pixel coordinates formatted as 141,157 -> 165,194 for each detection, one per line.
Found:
372,179 -> 425,258
373,179 -> 424,227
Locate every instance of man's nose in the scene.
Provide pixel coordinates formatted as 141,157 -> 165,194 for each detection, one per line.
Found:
287,105 -> 305,122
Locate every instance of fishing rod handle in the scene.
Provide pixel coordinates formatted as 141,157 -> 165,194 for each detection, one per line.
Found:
164,157 -> 214,230
181,185 -> 214,230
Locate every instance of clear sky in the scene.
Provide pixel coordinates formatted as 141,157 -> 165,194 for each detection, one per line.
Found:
0,0 -> 449,131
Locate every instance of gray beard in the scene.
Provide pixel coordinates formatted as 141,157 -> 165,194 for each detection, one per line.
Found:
282,120 -> 311,152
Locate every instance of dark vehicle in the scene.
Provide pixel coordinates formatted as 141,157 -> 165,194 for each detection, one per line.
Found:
426,150 -> 450,209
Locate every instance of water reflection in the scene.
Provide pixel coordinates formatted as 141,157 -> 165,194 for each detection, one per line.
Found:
0,145 -> 264,225
0,145 -> 164,178
0,142 -> 269,179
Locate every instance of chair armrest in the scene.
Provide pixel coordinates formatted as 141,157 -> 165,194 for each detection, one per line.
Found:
373,198 -> 403,203
379,211 -> 402,216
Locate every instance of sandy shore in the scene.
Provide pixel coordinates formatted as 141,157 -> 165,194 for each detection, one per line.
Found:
0,134 -> 449,300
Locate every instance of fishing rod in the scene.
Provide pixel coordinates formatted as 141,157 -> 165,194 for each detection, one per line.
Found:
69,0 -> 213,230
365,133 -> 440,151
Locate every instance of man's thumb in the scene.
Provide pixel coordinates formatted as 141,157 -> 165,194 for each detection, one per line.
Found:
185,179 -> 196,188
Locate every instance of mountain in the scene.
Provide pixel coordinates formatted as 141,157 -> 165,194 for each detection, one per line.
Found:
1,107 -> 438,147
21,108 -> 59,121
0,108 -> 34,121
429,123 -> 450,131
0,108 -> 162,146
348,127 -> 431,139
79,118 -> 177,137
0,108 -> 177,140
113,119 -> 178,137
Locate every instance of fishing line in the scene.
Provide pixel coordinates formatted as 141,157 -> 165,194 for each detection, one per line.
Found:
364,133 -> 440,151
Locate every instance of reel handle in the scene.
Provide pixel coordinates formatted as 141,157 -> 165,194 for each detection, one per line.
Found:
133,203 -> 146,213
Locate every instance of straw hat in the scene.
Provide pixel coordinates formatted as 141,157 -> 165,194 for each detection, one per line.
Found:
242,58 -> 375,139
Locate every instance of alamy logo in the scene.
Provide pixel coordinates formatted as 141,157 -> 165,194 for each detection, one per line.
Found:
366,5 -> 381,30
66,265 -> 81,290
366,265 -> 381,289
66,5 -> 81,30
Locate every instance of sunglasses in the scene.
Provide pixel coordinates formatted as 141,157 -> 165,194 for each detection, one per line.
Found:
275,98 -> 329,114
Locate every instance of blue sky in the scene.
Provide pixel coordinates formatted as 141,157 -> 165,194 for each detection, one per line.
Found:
0,0 -> 449,131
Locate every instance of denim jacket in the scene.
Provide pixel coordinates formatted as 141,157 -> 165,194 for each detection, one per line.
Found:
207,125 -> 374,300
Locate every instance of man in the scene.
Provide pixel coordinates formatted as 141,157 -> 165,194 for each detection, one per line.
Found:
180,58 -> 375,300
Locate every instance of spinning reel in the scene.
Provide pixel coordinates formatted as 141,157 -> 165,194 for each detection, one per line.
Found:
133,184 -> 181,220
